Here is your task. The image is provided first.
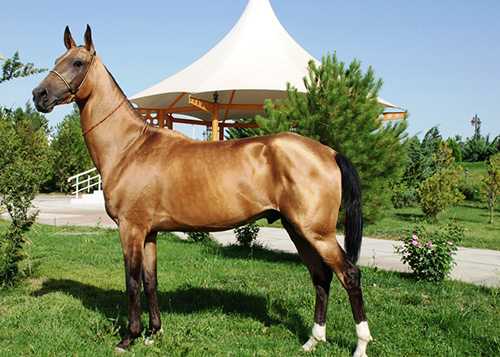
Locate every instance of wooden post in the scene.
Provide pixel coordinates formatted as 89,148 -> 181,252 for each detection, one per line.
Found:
212,102 -> 219,141
158,109 -> 165,128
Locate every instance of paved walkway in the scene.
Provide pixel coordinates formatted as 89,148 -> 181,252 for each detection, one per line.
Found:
4,195 -> 498,288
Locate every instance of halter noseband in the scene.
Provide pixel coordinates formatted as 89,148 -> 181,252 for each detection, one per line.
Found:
50,51 -> 96,102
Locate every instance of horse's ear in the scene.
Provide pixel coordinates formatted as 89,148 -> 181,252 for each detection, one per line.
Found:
64,26 -> 77,50
84,25 -> 95,53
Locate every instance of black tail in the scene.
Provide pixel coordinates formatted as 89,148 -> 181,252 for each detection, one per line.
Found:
334,152 -> 363,264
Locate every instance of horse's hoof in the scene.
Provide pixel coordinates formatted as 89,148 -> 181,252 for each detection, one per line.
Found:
113,346 -> 127,354
145,326 -> 164,345
300,337 -> 319,352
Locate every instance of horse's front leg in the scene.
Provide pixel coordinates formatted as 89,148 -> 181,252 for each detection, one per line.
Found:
142,231 -> 163,344
115,223 -> 147,352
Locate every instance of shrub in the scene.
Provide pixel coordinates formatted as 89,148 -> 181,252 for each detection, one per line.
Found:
459,182 -> 481,201
481,153 -> 500,224
391,180 -> 417,208
234,224 -> 260,248
0,106 -> 47,286
418,142 -> 464,219
395,222 -> 463,282
186,231 -> 212,243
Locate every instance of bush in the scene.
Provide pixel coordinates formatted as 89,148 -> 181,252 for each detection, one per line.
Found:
234,224 -> 260,248
459,182 -> 481,201
481,153 -> 500,224
0,231 -> 28,286
418,142 -> 465,219
391,181 -> 417,208
0,105 -> 47,286
186,231 -> 212,243
395,222 -> 463,282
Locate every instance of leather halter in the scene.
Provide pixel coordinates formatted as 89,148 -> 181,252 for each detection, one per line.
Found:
50,51 -> 96,102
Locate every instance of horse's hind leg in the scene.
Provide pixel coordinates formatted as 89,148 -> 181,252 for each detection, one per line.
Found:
283,220 -> 333,352
142,231 -> 163,344
314,238 -> 372,357
284,220 -> 372,356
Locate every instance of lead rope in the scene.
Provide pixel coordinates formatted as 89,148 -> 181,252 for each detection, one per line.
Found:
82,99 -> 128,137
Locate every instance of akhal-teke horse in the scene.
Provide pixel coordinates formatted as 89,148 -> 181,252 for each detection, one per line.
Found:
33,26 -> 373,356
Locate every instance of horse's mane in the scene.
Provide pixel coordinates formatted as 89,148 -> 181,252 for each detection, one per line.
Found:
104,65 -> 146,124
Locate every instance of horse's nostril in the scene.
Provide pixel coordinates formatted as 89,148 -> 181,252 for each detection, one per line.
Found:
38,88 -> 48,100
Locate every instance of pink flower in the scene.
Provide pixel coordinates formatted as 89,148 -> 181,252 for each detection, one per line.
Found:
426,241 -> 432,246
449,253 -> 453,257
412,235 -> 419,240
417,243 -> 422,248
412,240 -> 418,246
447,241 -> 453,246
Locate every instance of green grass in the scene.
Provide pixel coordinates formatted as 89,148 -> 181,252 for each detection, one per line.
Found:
1,223 -> 499,355
460,161 -> 488,184
364,200 -> 500,250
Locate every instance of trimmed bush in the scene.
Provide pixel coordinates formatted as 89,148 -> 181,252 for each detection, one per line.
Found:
186,231 -> 212,243
234,224 -> 260,248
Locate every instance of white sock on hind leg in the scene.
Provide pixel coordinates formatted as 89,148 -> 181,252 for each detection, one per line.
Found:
353,321 -> 373,357
301,323 -> 326,352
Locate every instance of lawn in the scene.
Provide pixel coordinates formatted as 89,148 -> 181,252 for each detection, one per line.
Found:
0,223 -> 499,355
364,161 -> 499,250
364,201 -> 500,250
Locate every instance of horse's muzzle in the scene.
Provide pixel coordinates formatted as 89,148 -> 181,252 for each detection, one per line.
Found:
32,86 -> 56,113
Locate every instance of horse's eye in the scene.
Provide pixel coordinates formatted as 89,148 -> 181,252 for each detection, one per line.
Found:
74,60 -> 83,68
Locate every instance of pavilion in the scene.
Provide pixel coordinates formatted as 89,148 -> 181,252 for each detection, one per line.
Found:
129,0 -> 405,141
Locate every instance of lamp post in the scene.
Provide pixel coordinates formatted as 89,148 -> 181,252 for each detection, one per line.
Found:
471,114 -> 482,140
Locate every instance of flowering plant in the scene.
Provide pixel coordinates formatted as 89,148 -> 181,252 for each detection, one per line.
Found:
395,222 -> 463,282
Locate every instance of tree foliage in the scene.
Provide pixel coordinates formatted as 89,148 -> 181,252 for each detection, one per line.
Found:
481,153 -> 500,224
393,127 -> 462,208
418,142 -> 464,219
254,53 -> 408,223
0,51 -> 47,84
49,105 -> 93,192
460,135 -> 499,162
0,104 -> 52,285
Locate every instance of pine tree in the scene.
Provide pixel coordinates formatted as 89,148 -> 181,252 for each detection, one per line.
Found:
256,53 -> 408,223
0,51 -> 47,84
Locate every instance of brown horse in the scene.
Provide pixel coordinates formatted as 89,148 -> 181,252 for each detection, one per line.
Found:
33,26 -> 372,356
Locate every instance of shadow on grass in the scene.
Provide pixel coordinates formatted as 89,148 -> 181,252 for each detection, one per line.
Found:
32,278 -> 310,342
172,234 -> 304,266
208,242 -> 303,265
394,211 -> 424,222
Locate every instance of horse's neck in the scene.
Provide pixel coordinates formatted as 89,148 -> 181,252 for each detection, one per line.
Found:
78,58 -> 146,176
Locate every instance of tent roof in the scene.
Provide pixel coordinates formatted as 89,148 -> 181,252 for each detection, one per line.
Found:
129,0 -> 398,121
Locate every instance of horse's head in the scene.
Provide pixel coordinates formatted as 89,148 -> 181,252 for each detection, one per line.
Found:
33,25 -> 96,113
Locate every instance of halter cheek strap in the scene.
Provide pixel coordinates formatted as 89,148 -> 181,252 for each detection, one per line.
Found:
50,52 -> 96,102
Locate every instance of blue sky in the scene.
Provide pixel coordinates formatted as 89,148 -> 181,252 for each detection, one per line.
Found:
1,0 -> 499,140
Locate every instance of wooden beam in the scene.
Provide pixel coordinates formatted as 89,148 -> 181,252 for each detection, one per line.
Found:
167,92 -> 187,110
377,112 -> 407,121
188,96 -> 214,114
169,117 -> 211,126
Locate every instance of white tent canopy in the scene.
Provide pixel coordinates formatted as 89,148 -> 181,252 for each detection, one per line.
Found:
129,0 -> 399,134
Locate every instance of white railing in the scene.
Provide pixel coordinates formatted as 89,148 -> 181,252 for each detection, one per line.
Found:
68,167 -> 102,200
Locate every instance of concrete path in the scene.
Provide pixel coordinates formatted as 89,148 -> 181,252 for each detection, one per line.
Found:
3,195 -> 498,288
